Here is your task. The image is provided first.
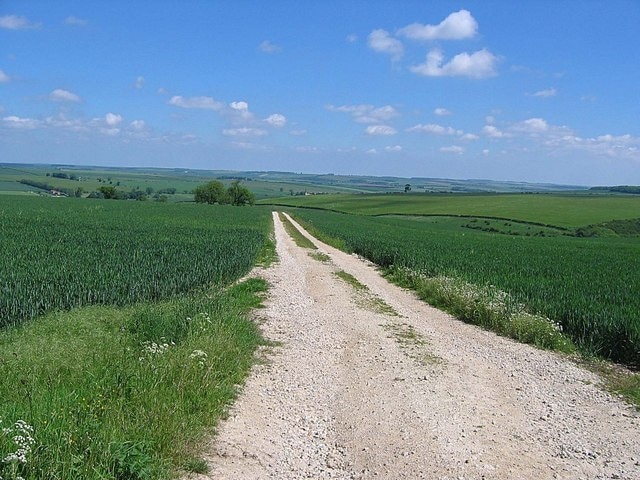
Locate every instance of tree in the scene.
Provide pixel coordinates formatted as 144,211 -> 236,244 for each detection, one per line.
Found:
193,180 -> 228,204
227,180 -> 255,206
404,183 -> 411,193
99,186 -> 118,199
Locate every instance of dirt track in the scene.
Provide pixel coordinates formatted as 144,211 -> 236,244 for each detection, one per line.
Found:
188,211 -> 640,480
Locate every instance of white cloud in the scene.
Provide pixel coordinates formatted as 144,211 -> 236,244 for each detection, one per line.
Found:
434,107 -> 451,116
101,127 -> 120,136
49,89 -> 81,102
406,123 -> 462,136
482,149 -> 490,155
367,29 -> 403,61
289,129 -> 307,136
0,69 -> 10,83
548,133 -> 640,161
105,113 -> 123,126
168,95 -> 223,110
440,145 -> 464,154
130,120 -> 145,131
230,101 -> 249,111
135,76 -> 145,89
346,34 -> 358,43
482,125 -> 505,138
326,104 -> 399,124
264,113 -> 287,128
222,127 -> 267,137
228,101 -> 253,122
2,115 -> 40,129
64,16 -> 87,26
259,40 -> 281,54
366,148 -> 378,154
461,133 -> 479,141
531,87 -> 557,98
513,117 -> 548,133
365,125 -> 397,136
398,10 -> 478,41
485,115 -> 496,124
410,48 -> 498,79
385,145 -> 402,152
0,14 -> 40,30
157,87 -> 168,95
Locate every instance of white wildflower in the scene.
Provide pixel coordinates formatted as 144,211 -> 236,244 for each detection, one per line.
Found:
189,349 -> 208,368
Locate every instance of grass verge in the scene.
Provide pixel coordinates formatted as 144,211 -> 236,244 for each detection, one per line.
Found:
0,278 -> 267,480
309,251 -> 331,263
334,270 -> 399,317
287,214 -> 351,252
278,212 -> 317,249
385,266 -> 574,353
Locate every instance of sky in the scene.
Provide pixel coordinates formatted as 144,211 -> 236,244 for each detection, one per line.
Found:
1,1 -> 639,186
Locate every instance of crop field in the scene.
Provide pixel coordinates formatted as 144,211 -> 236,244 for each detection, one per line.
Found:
0,195 -> 273,478
290,208 -> 640,366
264,192 -> 640,228
0,196 -> 272,327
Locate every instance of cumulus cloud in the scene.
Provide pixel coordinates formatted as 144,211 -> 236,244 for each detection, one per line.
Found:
64,16 -> 87,26
548,133 -> 640,161
367,29 -> 404,61
346,34 -> 358,43
531,87 -> 557,98
326,104 -> 399,124
130,120 -> 145,131
222,127 -> 267,137
461,133 -> 479,141
513,117 -> 548,133
365,125 -> 397,136
0,69 -> 10,83
264,113 -> 287,128
105,113 -> 123,126
482,125 -> 505,138
366,148 -> 378,154
440,145 -> 464,154
259,40 -> 281,54
49,89 -> 81,102
385,145 -> 402,152
434,107 -> 452,116
0,14 -> 40,30
398,10 -> 478,40
168,95 -> 223,110
410,48 -> 498,78
406,123 -> 462,136
2,115 -> 40,129
134,76 -> 145,89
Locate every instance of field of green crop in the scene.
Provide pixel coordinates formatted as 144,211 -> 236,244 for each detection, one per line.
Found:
290,209 -> 640,366
0,195 -> 273,479
0,196 -> 272,327
264,192 -> 640,228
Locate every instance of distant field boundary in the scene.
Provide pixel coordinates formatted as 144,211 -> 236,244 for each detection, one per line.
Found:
375,213 -> 572,231
261,203 -> 573,231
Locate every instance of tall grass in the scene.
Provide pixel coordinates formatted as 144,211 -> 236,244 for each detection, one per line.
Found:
0,278 -> 267,479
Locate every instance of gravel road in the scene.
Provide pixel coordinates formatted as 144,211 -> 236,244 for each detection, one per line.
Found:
188,211 -> 640,480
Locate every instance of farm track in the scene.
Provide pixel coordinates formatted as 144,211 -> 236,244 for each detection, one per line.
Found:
188,212 -> 640,480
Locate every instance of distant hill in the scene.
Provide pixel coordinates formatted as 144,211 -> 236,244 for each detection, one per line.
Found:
0,163 -> 589,198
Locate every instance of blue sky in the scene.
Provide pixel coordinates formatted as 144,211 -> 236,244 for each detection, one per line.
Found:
1,1 -> 639,185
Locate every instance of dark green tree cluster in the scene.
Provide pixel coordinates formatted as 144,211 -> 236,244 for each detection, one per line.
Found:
193,180 -> 255,206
